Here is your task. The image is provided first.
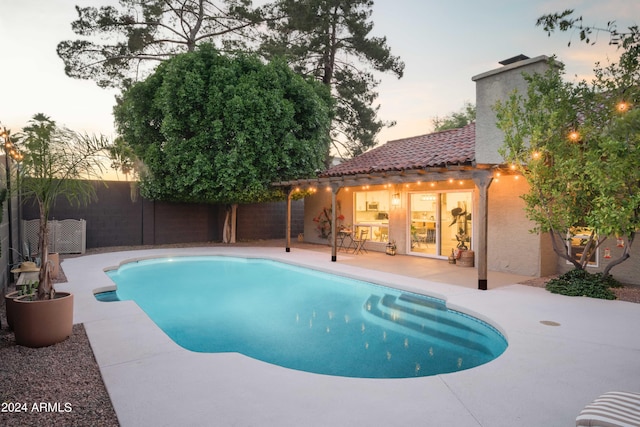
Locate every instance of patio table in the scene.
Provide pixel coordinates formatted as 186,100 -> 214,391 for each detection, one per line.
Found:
337,229 -> 353,251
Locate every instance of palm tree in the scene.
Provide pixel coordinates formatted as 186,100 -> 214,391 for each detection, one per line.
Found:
15,114 -> 111,299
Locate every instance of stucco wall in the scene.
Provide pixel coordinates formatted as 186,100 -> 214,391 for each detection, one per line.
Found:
303,190 -> 332,245
487,175 -> 547,276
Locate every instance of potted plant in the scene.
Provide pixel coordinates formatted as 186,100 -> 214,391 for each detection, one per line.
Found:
7,114 -> 110,347
4,263 -> 40,330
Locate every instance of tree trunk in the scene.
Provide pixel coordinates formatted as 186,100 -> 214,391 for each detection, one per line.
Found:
602,233 -> 634,277
37,203 -> 53,300
222,204 -> 238,244
549,229 -> 582,270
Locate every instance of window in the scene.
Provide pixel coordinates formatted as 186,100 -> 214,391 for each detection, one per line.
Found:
567,228 -> 598,267
354,190 -> 389,243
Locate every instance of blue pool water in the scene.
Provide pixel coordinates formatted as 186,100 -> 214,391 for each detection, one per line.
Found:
102,256 -> 507,378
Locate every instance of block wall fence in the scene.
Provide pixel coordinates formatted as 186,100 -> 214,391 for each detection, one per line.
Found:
0,180 -> 303,294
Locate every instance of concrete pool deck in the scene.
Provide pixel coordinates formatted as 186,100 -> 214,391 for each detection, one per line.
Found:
57,244 -> 640,426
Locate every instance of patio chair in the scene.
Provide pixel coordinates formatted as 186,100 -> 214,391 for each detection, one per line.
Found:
575,391 -> 640,427
351,229 -> 369,254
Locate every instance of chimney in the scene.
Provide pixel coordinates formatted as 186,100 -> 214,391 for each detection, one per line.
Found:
471,55 -> 553,165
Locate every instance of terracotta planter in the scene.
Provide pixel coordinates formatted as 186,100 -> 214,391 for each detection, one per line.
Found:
12,292 -> 73,348
4,290 -> 21,330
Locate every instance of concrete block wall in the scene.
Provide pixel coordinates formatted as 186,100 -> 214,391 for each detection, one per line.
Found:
236,199 -> 304,241
18,180 -> 298,249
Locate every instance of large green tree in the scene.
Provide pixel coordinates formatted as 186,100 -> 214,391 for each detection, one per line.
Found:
260,0 -> 404,159
57,0 -> 263,88
494,19 -> 640,277
114,44 -> 332,242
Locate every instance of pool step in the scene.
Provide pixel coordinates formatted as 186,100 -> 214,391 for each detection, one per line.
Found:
381,294 -> 484,339
363,294 -> 496,356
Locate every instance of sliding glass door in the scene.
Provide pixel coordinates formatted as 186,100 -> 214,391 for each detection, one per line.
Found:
409,191 -> 472,257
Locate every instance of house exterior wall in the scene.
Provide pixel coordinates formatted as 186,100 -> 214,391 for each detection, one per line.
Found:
304,189 -> 332,245
486,175 -> 552,276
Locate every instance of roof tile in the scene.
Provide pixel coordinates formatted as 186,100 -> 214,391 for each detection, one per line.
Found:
320,123 -> 475,177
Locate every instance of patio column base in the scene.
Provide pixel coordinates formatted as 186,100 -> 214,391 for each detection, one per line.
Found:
478,279 -> 487,290
331,255 -> 336,262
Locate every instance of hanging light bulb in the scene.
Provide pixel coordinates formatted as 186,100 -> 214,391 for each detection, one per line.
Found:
568,130 -> 580,142
617,101 -> 629,112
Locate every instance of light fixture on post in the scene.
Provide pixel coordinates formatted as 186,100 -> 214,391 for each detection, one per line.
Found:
391,192 -> 401,208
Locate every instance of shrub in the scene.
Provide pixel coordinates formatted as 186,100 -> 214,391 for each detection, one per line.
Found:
545,269 -> 622,300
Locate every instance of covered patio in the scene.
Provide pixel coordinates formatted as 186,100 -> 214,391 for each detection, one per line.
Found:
274,123 -> 511,291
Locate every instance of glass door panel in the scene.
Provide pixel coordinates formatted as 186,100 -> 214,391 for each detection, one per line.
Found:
410,191 -> 472,257
440,192 -> 472,256
409,193 -> 437,255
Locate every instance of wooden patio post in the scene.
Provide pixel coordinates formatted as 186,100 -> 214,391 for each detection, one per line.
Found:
473,170 -> 493,290
285,187 -> 293,252
330,185 -> 341,262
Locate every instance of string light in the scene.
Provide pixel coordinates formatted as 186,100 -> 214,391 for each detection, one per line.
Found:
617,101 -> 629,112
0,127 -> 23,162
568,130 -> 580,142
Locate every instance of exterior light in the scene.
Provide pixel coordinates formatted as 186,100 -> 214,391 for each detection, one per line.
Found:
391,193 -> 401,207
510,164 -> 516,170
532,151 -> 541,160
617,101 -> 629,112
568,131 -> 580,142
448,178 -> 454,184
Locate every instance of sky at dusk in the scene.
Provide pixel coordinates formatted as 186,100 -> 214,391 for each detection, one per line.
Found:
1,0 -> 639,148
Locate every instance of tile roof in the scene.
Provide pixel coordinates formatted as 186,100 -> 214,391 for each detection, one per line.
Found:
320,123 -> 476,177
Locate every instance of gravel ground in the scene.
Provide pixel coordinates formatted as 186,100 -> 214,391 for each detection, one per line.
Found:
0,255 -> 118,426
0,317 -> 119,427
1,243 -> 639,427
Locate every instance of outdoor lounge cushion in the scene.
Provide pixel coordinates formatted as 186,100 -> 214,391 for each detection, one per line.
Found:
576,391 -> 640,427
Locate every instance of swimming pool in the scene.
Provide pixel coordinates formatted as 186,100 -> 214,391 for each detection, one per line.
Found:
102,256 -> 507,378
